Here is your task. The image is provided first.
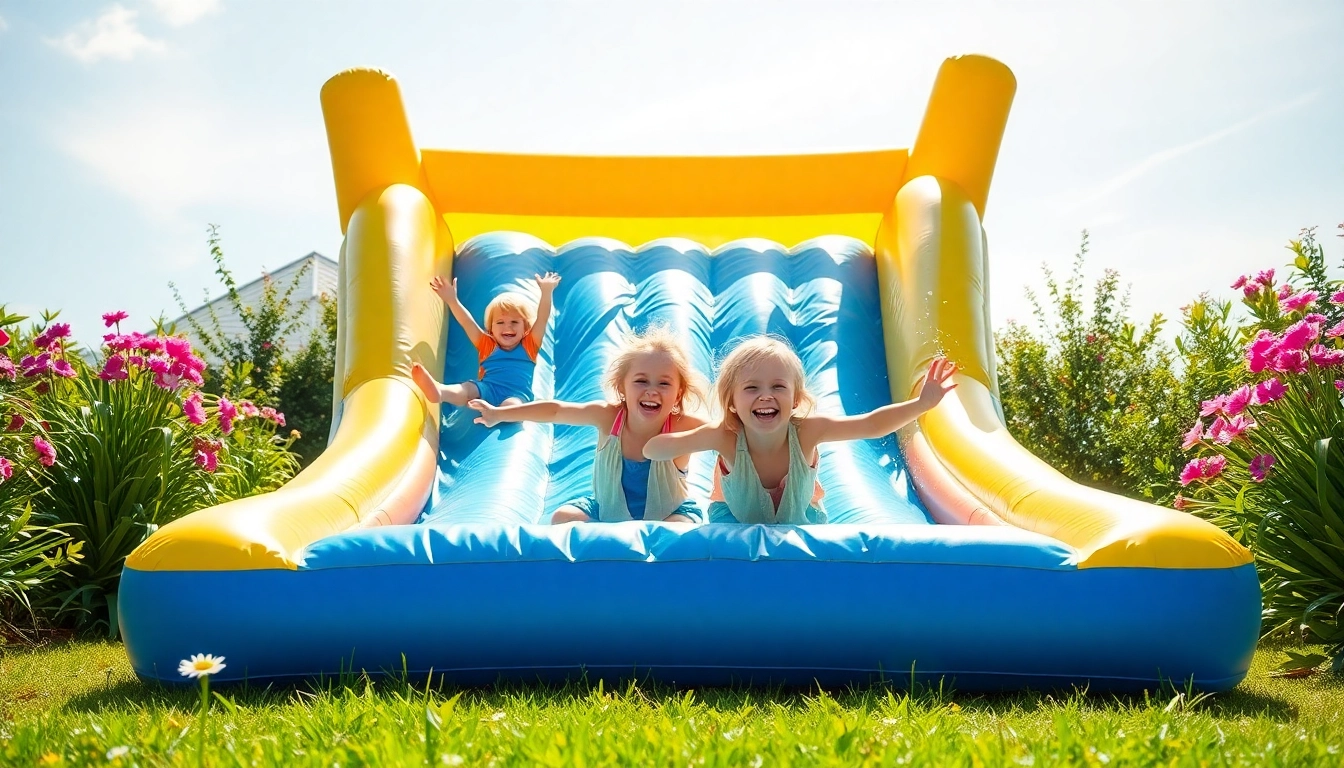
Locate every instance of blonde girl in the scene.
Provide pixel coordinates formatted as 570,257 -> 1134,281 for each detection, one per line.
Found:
644,336 -> 956,524
415,326 -> 709,523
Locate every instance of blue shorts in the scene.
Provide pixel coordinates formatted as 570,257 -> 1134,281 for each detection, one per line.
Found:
560,496 -> 703,523
474,378 -> 534,406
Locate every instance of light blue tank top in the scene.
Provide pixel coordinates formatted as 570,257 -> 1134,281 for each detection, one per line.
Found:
593,409 -> 689,522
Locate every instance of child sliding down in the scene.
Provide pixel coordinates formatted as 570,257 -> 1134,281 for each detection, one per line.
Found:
644,336 -> 957,524
413,273 -> 560,407
412,326 -> 709,523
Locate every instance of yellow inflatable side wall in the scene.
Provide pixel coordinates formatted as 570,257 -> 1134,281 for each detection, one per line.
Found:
126,56 -> 1250,573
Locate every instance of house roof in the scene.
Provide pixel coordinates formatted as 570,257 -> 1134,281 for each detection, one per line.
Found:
169,252 -> 338,327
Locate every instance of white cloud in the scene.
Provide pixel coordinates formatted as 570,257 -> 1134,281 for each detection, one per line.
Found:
62,104 -> 329,226
148,0 -> 221,27
48,5 -> 166,62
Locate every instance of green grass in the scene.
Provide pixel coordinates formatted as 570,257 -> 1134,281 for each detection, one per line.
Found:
1,641 -> 1342,766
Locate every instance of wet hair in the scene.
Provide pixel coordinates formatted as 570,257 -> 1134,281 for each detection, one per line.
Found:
484,292 -> 537,331
604,325 -> 708,416
714,335 -> 815,432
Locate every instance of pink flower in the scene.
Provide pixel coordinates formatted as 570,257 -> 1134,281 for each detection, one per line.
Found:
164,337 -> 193,362
1204,455 -> 1227,479
0,355 -> 14,380
259,407 -> 286,427
218,397 -> 237,435
1249,453 -> 1276,483
47,323 -> 71,341
238,401 -> 259,418
32,436 -> 55,467
1256,269 -> 1276,286
1179,458 -> 1205,486
102,310 -> 129,327
99,355 -> 129,381
1337,380 -> 1344,392
1242,283 -> 1262,299
1226,414 -> 1256,439
1277,284 -> 1294,301
1282,290 -> 1318,313
1305,313 -> 1328,325
1272,349 -> 1308,375
1223,385 -> 1252,416
1280,320 -> 1320,352
1311,344 -> 1344,368
127,355 -> 144,368
1327,321 -> 1344,340
1247,330 -> 1278,373
192,437 -> 222,473
1206,416 -> 1229,444
1331,291 -> 1344,305
52,359 -> 76,379
1199,395 -> 1228,417
182,392 -> 207,425
1173,494 -> 1186,510
103,333 -> 135,353
1231,275 -> 1249,290
0,328 -> 9,347
0,456 -> 11,482
1182,419 -> 1204,451
136,335 -> 165,354
1253,377 -> 1287,404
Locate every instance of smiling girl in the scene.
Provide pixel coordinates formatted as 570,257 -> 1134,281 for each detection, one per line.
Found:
453,326 -> 710,524
644,335 -> 956,524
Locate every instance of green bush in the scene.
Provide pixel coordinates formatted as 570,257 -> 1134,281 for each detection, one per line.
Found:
996,232 -> 1183,498
1178,226 -> 1344,671
276,294 -> 338,466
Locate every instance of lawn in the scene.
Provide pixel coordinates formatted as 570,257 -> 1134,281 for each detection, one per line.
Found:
1,640 -> 1341,766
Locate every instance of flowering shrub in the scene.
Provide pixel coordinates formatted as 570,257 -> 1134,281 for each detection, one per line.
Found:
1179,227 -> 1344,671
1,307 -> 298,636
0,311 -> 82,636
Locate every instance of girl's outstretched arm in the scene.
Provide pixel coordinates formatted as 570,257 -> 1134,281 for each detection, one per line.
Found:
802,357 -> 958,444
430,277 -> 484,345
530,272 -> 561,348
469,398 -> 609,429
644,423 -> 733,462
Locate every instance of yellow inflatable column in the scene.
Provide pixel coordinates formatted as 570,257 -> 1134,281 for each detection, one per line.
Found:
127,71 -> 450,571
878,56 -> 1250,569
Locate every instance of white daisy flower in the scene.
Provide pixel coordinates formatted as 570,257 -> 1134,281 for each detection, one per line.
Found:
178,653 -> 226,678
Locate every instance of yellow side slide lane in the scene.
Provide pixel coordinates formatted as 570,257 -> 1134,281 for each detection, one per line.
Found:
127,184 -> 448,571
877,176 -> 1251,569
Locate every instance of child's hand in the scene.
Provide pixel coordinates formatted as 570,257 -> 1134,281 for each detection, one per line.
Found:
535,272 -> 561,294
917,357 -> 958,411
430,276 -> 458,304
468,398 -> 501,428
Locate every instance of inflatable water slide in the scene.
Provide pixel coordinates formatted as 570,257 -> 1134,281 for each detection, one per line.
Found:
120,55 -> 1261,690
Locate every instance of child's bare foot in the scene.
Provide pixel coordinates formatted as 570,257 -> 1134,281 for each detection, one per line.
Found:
410,362 -> 443,404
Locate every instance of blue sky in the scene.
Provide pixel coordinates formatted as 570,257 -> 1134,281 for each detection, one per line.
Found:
2,1 -> 1342,346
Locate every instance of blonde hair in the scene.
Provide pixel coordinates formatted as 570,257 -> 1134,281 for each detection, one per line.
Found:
484,292 -> 537,330
604,325 -> 708,415
714,335 -> 815,432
